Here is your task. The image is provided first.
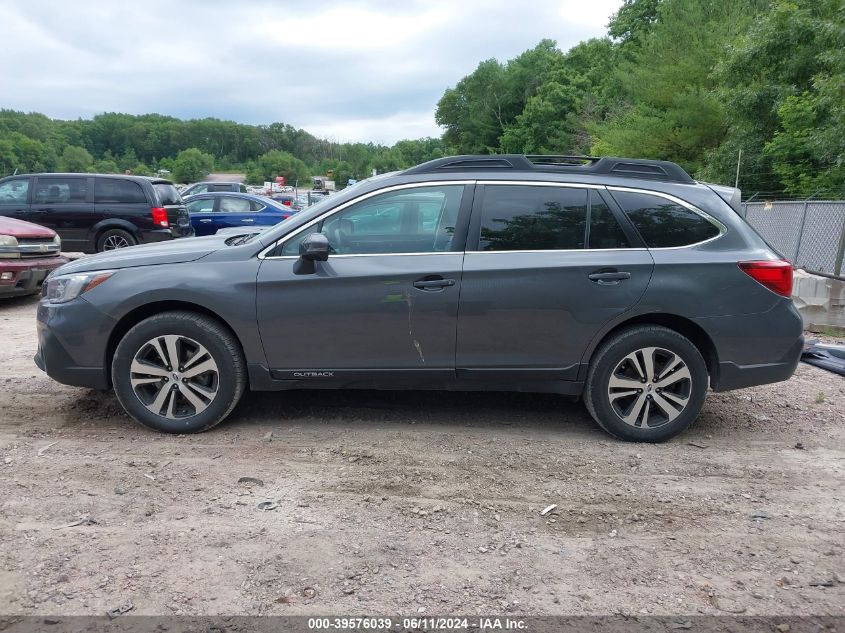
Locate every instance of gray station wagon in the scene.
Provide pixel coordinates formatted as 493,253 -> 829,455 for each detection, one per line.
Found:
35,155 -> 803,442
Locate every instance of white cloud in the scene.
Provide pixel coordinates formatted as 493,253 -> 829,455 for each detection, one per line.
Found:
305,110 -> 443,144
0,0 -> 623,144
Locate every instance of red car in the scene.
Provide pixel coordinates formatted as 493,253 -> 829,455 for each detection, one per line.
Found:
0,216 -> 69,298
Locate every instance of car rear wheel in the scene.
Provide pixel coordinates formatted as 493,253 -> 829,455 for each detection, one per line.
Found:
111,311 -> 246,433
584,325 -> 709,442
97,228 -> 136,252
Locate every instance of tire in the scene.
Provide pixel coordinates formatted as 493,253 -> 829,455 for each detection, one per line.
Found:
97,228 -> 136,252
584,325 -> 709,442
111,311 -> 246,433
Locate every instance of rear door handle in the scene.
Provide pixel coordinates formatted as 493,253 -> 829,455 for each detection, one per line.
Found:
413,276 -> 456,290
198,218 -> 212,223
588,271 -> 631,284
242,218 -> 255,223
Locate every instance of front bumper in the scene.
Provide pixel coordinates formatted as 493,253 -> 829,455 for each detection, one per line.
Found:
0,255 -> 69,297
35,297 -> 114,390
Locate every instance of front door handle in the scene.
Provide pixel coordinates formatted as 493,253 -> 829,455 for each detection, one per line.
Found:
588,270 -> 631,284
413,276 -> 456,290
242,218 -> 255,223
198,218 -> 212,223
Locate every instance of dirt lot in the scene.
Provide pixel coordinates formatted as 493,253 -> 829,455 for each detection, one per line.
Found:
0,294 -> 843,618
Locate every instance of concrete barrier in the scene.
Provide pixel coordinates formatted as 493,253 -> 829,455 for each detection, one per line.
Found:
793,269 -> 845,330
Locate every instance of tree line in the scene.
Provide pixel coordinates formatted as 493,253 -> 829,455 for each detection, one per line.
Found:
0,110 -> 448,187
1,0 -> 841,197
436,0 -> 844,199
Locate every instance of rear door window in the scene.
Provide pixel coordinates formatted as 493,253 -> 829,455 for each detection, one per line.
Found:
611,190 -> 720,247
94,178 -> 146,204
35,177 -> 89,204
219,196 -> 252,213
476,185 -> 588,251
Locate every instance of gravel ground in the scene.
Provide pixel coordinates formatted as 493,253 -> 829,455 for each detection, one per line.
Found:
0,294 -> 843,617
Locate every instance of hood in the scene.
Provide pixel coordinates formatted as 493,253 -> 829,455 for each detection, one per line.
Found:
55,235 -> 226,275
0,216 -> 56,239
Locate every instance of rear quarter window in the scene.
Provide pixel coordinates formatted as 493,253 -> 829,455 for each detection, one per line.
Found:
154,183 -> 183,206
94,178 -> 146,204
611,190 -> 721,248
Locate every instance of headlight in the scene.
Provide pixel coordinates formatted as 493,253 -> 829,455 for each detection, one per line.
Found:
44,270 -> 116,304
0,235 -> 20,259
53,234 -> 61,249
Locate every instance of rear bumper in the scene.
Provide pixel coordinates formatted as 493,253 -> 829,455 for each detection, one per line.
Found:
697,300 -> 805,392
137,224 -> 195,245
713,334 -> 804,391
172,224 -> 195,239
0,255 -> 69,297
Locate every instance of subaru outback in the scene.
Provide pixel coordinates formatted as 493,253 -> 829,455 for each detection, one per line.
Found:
35,155 -> 803,442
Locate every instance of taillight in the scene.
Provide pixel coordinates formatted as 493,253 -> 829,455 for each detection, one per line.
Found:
151,207 -> 169,228
282,199 -> 292,206
738,260 -> 793,297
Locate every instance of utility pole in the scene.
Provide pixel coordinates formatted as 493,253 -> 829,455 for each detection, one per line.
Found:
734,148 -> 742,189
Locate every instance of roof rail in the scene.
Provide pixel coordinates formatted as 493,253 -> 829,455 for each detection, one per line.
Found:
525,155 -> 601,165
403,154 -> 694,184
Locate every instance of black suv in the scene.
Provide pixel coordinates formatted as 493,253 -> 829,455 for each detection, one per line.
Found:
0,174 -> 194,253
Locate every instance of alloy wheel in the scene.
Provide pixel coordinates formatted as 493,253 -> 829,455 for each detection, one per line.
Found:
129,335 -> 219,419
607,346 -> 692,428
103,235 -> 131,250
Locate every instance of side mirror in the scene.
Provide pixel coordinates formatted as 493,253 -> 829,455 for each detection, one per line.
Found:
299,232 -> 330,261
293,232 -> 329,275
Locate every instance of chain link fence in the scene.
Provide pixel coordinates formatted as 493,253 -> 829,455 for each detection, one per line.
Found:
741,200 -> 845,278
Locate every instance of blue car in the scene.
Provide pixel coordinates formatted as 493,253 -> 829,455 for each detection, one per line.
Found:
183,192 -> 294,236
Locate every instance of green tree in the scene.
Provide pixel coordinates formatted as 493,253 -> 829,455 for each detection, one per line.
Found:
704,0 -> 845,195
5,132 -> 57,172
59,145 -> 94,172
171,147 -> 214,183
436,40 -> 565,154
607,0 -> 661,47
592,0 -> 768,175
0,139 -> 19,176
93,158 -> 119,174
246,150 -> 309,185
501,38 -> 617,154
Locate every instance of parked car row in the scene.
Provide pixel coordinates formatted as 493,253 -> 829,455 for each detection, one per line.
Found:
0,173 -> 193,253
0,174 -> 305,264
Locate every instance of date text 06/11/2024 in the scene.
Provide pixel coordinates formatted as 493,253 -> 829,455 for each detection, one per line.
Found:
306,617 -> 528,631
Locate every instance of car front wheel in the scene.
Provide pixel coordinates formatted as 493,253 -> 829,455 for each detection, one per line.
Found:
584,325 -> 709,442
111,311 -> 246,433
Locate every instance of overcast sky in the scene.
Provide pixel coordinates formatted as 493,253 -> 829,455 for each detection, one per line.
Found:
0,0 -> 622,144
